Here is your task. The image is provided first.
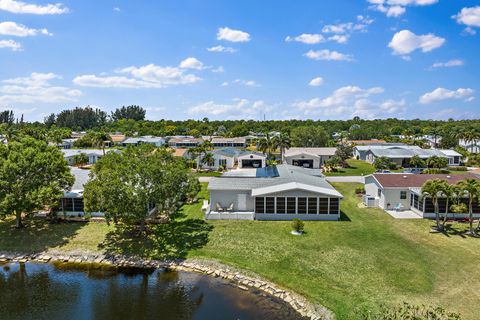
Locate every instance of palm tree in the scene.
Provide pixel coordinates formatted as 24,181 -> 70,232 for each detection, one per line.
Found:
441,184 -> 456,228
457,179 -> 480,236
202,152 -> 215,168
90,131 -> 112,155
409,155 -> 425,168
421,179 -> 448,231
257,133 -> 275,159
272,133 -> 291,162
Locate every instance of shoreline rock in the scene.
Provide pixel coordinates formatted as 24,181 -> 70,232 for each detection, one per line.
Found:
0,251 -> 334,320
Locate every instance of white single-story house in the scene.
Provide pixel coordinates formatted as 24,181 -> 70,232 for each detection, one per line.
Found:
211,137 -> 246,148
206,164 -> 343,220
168,137 -> 204,148
284,147 -> 337,169
353,144 -> 419,160
237,151 -> 267,168
200,148 -> 239,170
365,148 -> 461,167
61,149 -> 119,165
54,167 -> 103,217
459,139 -> 480,153
364,173 -> 480,219
57,138 -> 77,149
122,136 -> 165,147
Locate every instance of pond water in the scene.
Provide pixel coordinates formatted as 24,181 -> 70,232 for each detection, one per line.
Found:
0,262 -> 304,320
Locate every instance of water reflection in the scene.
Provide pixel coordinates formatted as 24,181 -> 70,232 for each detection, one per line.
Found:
0,263 -> 304,320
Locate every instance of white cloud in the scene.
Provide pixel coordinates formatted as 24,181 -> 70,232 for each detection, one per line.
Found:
0,0 -> 69,14
207,45 -> 236,53
294,85 -> 401,119
463,27 -> 477,36
212,66 -> 224,73
328,34 -> 349,44
419,88 -> 474,104
430,59 -> 464,69
113,7 -> 120,12
453,6 -> 480,34
0,72 -> 81,104
309,77 -> 324,87
0,21 -> 51,37
188,98 -> 270,119
0,39 -> 21,50
304,49 -> 353,61
322,16 -> 373,34
179,57 -> 205,70
388,30 -> 445,56
217,27 -> 250,42
232,79 -> 260,87
73,63 -> 201,89
368,0 -> 438,17
285,33 -> 324,44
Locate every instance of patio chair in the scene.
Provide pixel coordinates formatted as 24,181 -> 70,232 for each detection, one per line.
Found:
226,203 -> 234,212
215,203 -> 224,212
393,203 -> 403,211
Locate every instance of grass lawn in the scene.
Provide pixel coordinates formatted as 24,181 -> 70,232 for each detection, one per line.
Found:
193,171 -> 222,177
1,183 -> 479,319
324,159 -> 376,176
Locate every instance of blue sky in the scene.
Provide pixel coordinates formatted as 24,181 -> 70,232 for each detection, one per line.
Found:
0,0 -> 479,122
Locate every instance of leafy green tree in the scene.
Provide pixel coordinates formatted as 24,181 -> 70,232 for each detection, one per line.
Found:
0,137 -> 74,228
111,105 -> 146,121
84,145 -> 199,234
426,156 -> 448,169
54,106 -> 107,130
324,156 -> 341,172
335,144 -> 353,167
457,179 -> 480,236
408,155 -> 425,168
422,179 -> 449,231
72,153 -> 89,166
373,157 -> 393,170
0,110 -> 15,125
291,126 -> 329,147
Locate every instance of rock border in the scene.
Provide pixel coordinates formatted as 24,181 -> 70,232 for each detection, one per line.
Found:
0,252 -> 334,320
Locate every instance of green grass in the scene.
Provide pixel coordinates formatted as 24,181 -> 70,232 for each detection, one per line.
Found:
1,182 -> 479,319
324,159 -> 376,176
193,171 -> 222,177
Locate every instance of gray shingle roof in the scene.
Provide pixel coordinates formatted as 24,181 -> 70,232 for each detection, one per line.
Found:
369,148 -> 446,158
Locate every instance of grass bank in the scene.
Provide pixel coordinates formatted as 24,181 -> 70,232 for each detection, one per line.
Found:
0,183 -> 478,319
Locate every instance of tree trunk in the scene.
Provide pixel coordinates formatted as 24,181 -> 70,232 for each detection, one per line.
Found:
139,219 -> 146,235
442,199 -> 449,227
15,210 -> 23,229
469,200 -> 474,235
434,200 -> 441,230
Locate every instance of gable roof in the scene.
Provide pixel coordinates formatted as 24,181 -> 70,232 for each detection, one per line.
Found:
370,173 -> 479,188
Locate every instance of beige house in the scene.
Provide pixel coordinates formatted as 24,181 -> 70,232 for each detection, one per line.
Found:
284,147 -> 337,169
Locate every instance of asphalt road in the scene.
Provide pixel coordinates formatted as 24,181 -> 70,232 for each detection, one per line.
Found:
198,176 -> 364,183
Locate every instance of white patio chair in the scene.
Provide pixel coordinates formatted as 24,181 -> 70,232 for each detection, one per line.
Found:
215,203 -> 224,212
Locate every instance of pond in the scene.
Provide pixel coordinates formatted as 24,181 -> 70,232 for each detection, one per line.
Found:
0,262 -> 305,320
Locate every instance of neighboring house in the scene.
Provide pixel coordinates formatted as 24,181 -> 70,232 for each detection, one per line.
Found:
54,167 -> 102,217
172,148 -> 190,159
57,138 -> 77,149
110,134 -> 126,145
353,143 -> 415,160
122,136 -> 165,147
62,149 -> 118,165
365,148 -> 460,167
71,131 -> 87,139
207,164 -> 343,220
237,151 -> 267,168
284,147 -> 337,169
168,137 -> 204,148
393,135 -> 442,147
459,139 -> 480,153
211,137 -> 246,148
349,139 -> 387,146
364,173 -> 480,218
201,148 -> 238,170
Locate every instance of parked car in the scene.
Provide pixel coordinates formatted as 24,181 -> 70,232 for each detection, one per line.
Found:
375,170 -> 391,173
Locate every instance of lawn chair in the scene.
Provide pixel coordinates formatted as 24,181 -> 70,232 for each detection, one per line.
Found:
393,203 -> 403,211
226,203 -> 234,212
215,203 -> 224,212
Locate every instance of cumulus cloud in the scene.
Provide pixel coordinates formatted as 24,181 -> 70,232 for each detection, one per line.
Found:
388,30 -> 445,56
0,0 -> 69,14
419,88 -> 474,104
285,33 -> 325,44
217,27 -> 250,42
179,57 -> 205,70
222,79 -> 261,87
73,63 -> 201,88
0,21 -> 51,37
187,98 -> 270,119
452,6 -> 480,35
430,59 -> 464,69
304,49 -> 353,61
207,45 -> 236,53
368,0 -> 438,17
0,72 -> 81,104
309,77 -> 324,87
293,85 -> 403,119
0,39 -> 21,50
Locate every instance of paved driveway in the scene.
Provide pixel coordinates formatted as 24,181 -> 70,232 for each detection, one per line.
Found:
325,176 -> 365,183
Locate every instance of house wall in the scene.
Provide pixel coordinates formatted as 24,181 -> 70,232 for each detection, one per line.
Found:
364,176 -> 387,208
210,190 -> 254,212
382,188 -> 411,210
202,155 -> 235,170
284,155 -> 320,169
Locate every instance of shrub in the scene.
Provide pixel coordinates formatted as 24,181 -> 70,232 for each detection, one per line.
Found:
449,166 -> 467,171
422,168 -> 449,174
361,302 -> 462,320
355,186 -> 366,194
292,218 -> 304,233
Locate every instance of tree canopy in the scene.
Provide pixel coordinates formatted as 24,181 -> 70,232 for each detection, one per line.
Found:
291,126 -> 329,147
0,137 -> 74,228
111,105 -> 146,122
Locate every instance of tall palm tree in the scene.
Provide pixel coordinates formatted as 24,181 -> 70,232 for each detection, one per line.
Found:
457,178 -> 480,236
273,133 -> 291,162
91,131 -> 112,155
441,184 -> 456,228
257,133 -> 275,159
202,152 -> 215,168
421,179 -> 448,231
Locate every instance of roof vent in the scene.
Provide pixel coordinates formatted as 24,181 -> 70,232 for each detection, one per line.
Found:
446,175 -> 451,179
402,175 -> 408,179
